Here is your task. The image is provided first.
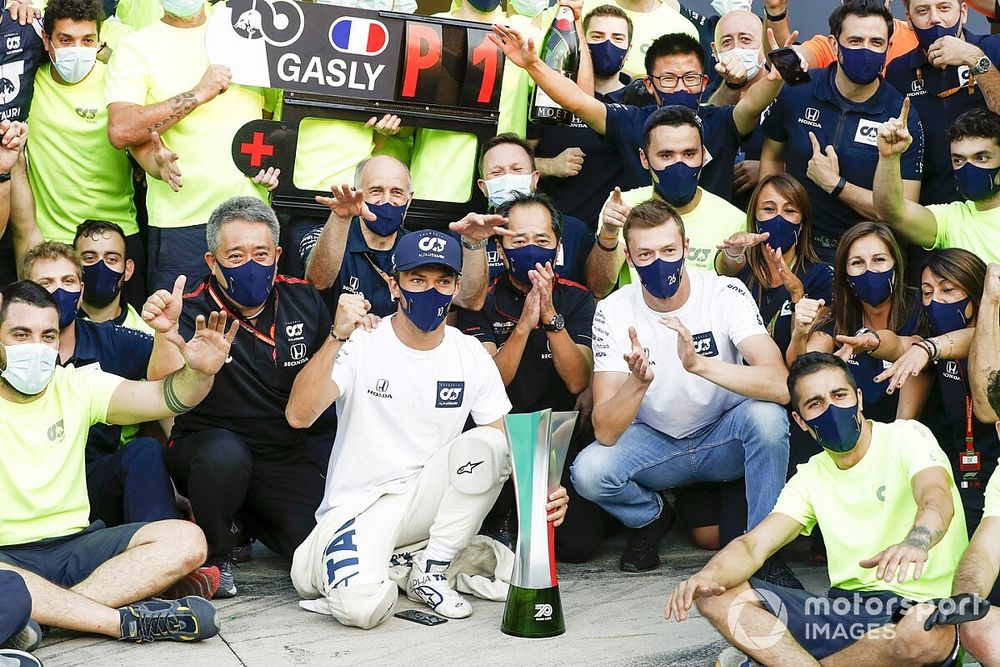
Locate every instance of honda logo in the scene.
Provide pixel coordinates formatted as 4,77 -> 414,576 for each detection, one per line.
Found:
805,107 -> 820,122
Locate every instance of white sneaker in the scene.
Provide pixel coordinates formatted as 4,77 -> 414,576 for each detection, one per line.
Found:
406,555 -> 471,619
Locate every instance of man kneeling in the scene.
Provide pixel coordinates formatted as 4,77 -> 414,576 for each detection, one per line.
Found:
666,353 -> 968,666
288,230 -> 567,629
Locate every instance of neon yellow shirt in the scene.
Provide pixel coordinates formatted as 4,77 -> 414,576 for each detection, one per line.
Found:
28,62 -> 137,243
605,185 -> 745,285
774,419 -> 968,600
0,365 -> 124,546
292,118 -> 375,192
114,0 -> 168,30
984,464 -> 1000,518
928,199 -> 1000,264
581,0 -> 698,80
105,19 -> 267,229
409,10 -> 537,203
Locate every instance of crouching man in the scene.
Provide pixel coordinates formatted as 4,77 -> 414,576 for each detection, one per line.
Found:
287,229 -> 568,629
666,353 -> 968,666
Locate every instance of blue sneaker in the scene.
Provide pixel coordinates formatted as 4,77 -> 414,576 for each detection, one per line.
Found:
0,649 -> 42,667
118,597 -> 220,643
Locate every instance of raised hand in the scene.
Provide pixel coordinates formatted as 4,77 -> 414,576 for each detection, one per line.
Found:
489,24 -> 539,70
793,297 -> 826,338
624,326 -> 653,383
601,187 -> 631,237
142,274 -> 186,334
316,184 -> 375,222
449,212 -> 512,243
717,231 -> 770,256
7,0 -> 41,25
660,315 -> 703,373
550,146 -> 586,178
712,43 -> 749,88
365,113 -> 402,137
174,311 -> 239,376
332,293 -> 372,340
664,575 -> 726,622
529,261 -> 557,323
764,27 -> 802,82
765,245 -> 804,302
518,285 -> 542,332
807,132 -> 842,194
150,131 -> 182,192
877,97 -> 913,158
252,166 -> 280,192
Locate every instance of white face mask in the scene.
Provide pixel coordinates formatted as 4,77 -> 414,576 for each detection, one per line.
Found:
1,343 -> 58,396
711,0 -> 752,14
51,46 -> 98,84
484,173 -> 533,209
728,47 -> 764,80
510,0 -> 550,17
160,0 -> 204,18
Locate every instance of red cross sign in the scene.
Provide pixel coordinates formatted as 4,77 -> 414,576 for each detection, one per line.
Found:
240,131 -> 274,168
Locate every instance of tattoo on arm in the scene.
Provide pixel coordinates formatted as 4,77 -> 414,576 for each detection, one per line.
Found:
146,92 -> 198,134
902,525 -> 937,551
163,372 -> 195,415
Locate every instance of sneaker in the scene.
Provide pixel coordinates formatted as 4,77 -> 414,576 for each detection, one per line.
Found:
210,559 -> 237,599
0,649 -> 42,667
479,508 -> 517,552
619,507 -> 675,573
230,522 -> 253,565
1,620 -> 42,653
715,646 -> 759,667
754,556 -> 804,590
159,566 -> 221,601
406,554 -> 471,619
118,596 -> 220,643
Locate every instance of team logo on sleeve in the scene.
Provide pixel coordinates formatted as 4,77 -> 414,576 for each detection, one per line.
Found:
436,381 -> 465,408
691,332 -> 719,357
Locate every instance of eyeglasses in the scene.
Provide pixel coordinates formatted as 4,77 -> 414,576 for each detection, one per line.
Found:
650,73 -> 703,90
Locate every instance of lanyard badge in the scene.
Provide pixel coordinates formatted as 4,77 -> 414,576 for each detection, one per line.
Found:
959,395 -> 982,487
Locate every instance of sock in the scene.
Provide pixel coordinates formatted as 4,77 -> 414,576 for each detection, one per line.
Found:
421,541 -> 456,568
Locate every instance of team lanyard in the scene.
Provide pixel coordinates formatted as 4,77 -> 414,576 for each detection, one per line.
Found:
915,66 -> 979,98
207,281 -> 278,360
955,363 -> 982,482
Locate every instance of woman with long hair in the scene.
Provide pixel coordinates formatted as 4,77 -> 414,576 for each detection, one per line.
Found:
716,173 -> 834,357
787,221 -> 931,422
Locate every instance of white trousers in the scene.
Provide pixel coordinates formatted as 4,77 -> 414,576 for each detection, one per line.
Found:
291,426 -> 510,629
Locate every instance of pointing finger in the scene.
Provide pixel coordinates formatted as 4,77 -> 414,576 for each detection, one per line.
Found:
899,96 -> 910,125
808,132 -> 822,156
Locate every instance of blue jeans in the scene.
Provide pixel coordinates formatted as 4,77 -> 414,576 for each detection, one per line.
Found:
571,399 -> 789,530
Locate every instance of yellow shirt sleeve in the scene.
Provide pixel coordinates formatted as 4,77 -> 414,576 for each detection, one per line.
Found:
105,34 -> 150,106
772,467 -> 817,536
76,367 -> 126,425
927,202 -> 963,251
984,465 -> 1000,518
898,419 -> 952,481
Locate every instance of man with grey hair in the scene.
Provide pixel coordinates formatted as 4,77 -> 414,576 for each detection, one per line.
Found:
164,196 -> 332,598
303,154 -> 499,316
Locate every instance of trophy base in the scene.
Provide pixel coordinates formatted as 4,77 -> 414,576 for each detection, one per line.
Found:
501,584 -> 565,638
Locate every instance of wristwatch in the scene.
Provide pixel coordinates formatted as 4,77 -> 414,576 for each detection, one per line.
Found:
541,314 -> 565,333
461,237 -> 488,251
971,55 -> 993,76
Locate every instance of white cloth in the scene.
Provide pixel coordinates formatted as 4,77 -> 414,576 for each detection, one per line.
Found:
592,269 -> 768,438
319,317 -> 511,518
387,536 -> 514,602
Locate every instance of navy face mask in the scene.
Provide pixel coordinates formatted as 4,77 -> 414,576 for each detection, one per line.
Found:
804,401 -> 863,453
52,287 -> 81,329
634,256 -> 684,300
217,258 -> 277,308
838,44 -> 886,85
589,40 -> 628,78
954,162 -> 1000,201
82,260 -> 124,308
926,297 -> 971,335
914,21 -> 961,54
651,161 -> 700,207
467,0 -> 500,10
364,202 -> 406,237
505,244 -> 557,285
755,214 -> 801,254
654,88 -> 701,110
847,266 -> 896,306
399,286 -> 453,332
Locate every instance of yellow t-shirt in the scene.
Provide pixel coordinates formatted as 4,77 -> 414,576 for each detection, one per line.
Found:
114,0 -> 169,30
292,118 -> 375,192
606,185 -> 745,284
581,0 -> 698,80
774,419 -> 968,600
928,199 -> 1000,264
27,62 -> 137,243
105,19 -> 267,229
984,464 -> 1000,518
0,365 -> 124,546
408,10 -> 537,203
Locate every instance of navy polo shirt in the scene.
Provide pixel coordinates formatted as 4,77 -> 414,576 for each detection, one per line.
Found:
737,261 -> 834,358
172,275 -> 332,460
456,273 -> 595,413
605,101 -> 742,202
531,80 -> 628,228
67,318 -> 154,462
485,214 -> 592,285
885,30 -> 1000,205
761,65 -> 924,246
934,357 -> 999,516
0,16 -> 44,122
301,217 -> 407,318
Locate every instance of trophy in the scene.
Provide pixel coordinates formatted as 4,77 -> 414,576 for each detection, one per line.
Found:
501,409 -> 578,638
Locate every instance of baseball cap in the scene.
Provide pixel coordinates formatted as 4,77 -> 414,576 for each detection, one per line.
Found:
392,230 -> 463,275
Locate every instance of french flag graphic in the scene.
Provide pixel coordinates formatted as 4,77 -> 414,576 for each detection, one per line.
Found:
329,17 -> 389,56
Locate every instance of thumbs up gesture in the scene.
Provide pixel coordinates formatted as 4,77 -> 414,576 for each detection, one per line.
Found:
142,274 -> 187,335
877,97 -> 913,159
806,132 -> 842,195
601,186 -> 632,238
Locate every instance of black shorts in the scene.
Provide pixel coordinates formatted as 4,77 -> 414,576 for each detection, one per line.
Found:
0,521 -> 145,588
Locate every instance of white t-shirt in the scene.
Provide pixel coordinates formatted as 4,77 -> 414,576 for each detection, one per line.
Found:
592,269 -> 768,439
317,316 -> 512,518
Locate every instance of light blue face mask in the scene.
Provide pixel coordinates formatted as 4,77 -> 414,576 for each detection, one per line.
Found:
161,0 -> 204,18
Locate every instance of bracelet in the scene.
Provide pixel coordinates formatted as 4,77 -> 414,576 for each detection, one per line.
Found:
831,177 -> 847,199
329,326 -> 350,343
596,234 -> 619,251
723,246 -> 746,263
854,327 -> 880,354
461,237 -> 488,251
926,336 -> 941,362
725,78 -> 749,90
914,340 -> 933,361
765,8 -> 787,21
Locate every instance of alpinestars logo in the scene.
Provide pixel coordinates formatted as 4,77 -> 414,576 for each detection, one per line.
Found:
456,460 -> 484,475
